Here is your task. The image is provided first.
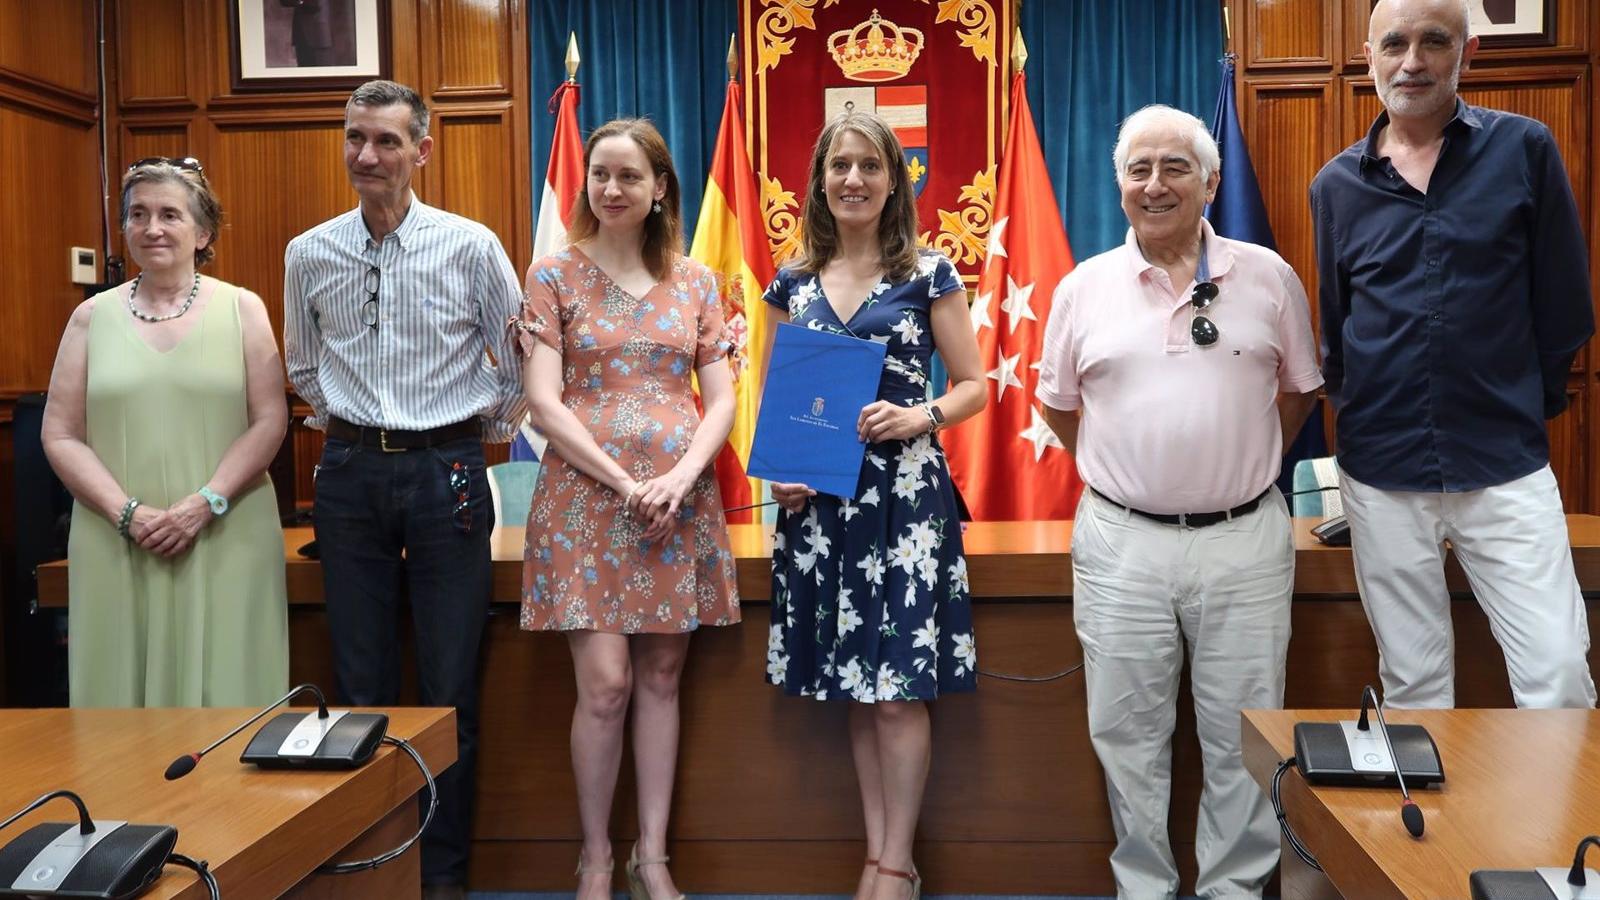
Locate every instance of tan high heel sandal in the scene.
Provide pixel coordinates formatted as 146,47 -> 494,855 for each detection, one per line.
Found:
576,854 -> 613,884
626,843 -> 687,900
876,864 -> 922,900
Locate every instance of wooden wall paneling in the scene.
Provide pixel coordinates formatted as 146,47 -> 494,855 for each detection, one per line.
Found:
431,105 -> 517,245
0,102 -> 103,393
1340,0 -> 1368,70
1241,0 -> 1334,70
114,0 -> 192,108
421,0 -> 516,97
1241,78 -> 1336,314
0,0 -> 97,101
205,112 -> 353,339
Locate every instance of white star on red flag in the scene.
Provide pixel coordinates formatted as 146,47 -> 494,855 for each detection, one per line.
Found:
985,216 -> 1010,268
969,288 -> 994,334
986,351 -> 1024,403
1019,406 -> 1066,461
1000,275 -> 1036,333
941,72 -> 1084,520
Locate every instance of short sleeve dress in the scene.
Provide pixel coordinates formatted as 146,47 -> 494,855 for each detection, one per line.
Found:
762,250 -> 976,702
510,248 -> 741,633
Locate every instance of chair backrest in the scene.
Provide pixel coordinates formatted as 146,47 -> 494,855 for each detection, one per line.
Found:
1291,456 -> 1342,519
486,461 -> 540,527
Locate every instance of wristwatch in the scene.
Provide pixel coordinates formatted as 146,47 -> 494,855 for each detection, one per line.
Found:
922,403 -> 946,433
198,486 -> 229,516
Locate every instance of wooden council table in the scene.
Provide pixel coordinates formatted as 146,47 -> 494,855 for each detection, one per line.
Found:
29,518 -> 1600,894
1241,708 -> 1600,900
0,707 -> 455,899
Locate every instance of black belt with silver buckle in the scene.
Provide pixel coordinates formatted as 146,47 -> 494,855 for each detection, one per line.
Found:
327,416 -> 481,452
1090,486 -> 1271,528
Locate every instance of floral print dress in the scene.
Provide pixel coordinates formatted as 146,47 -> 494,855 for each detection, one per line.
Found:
510,248 -> 741,634
762,250 -> 976,702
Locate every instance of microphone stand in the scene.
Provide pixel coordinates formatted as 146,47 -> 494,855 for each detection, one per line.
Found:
165,683 -> 329,780
0,790 -> 94,836
1360,685 -> 1425,837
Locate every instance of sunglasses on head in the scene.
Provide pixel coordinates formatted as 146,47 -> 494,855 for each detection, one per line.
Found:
1190,280 -> 1219,346
127,156 -> 205,175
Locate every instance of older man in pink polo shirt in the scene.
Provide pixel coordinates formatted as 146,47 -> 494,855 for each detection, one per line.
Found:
1038,105 -> 1322,899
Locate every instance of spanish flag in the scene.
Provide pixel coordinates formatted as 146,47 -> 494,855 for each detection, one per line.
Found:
690,77 -> 776,523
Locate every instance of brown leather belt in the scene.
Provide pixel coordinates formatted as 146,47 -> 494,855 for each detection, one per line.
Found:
1090,486 -> 1271,528
327,415 -> 481,453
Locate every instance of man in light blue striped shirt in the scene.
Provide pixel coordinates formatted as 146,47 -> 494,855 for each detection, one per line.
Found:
283,79 -> 523,900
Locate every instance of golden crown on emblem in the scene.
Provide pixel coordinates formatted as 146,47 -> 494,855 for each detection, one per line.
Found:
827,9 -> 924,82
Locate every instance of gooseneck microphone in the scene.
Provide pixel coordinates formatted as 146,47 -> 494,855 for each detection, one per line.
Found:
1569,835 -> 1600,889
1358,685 -> 1424,838
164,683 -> 329,780
0,790 -> 94,836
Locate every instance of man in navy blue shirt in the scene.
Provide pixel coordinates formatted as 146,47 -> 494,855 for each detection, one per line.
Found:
1310,0 -> 1595,709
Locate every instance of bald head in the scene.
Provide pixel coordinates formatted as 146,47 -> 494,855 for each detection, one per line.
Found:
1366,0 -> 1477,121
1370,0 -> 1471,43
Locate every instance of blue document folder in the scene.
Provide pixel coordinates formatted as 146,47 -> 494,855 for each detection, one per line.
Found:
748,323 -> 888,499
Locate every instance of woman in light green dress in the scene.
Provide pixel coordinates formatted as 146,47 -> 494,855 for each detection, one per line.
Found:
42,157 -> 288,707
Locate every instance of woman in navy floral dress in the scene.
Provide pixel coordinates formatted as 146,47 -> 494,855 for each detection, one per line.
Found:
761,111 -> 986,900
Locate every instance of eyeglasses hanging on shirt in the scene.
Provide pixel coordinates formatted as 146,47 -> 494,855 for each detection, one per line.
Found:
1190,280 -> 1219,346
1188,236 -> 1219,347
361,265 -> 381,332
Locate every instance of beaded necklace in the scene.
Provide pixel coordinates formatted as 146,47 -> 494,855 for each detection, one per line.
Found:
126,272 -> 200,323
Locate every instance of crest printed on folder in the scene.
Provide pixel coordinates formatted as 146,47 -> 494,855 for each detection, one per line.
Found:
742,0 -> 1010,283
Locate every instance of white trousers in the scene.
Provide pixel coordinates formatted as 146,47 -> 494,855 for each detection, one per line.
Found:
1340,465 -> 1596,709
1072,488 -> 1293,900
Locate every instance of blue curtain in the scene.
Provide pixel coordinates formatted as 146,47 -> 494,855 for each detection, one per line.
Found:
1021,1 -> 1224,259
530,2 -> 740,248
531,2 -> 1221,259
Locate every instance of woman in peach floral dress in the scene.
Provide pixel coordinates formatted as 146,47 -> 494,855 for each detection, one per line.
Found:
512,118 -> 739,900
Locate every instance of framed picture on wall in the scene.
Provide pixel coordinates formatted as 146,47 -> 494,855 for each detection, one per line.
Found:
228,0 -> 390,92
1467,0 -> 1554,47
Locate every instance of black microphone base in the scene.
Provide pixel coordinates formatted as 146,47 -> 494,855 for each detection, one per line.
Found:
1293,720 -> 1445,787
0,822 -> 175,898
1471,868 -> 1600,899
240,711 -> 388,770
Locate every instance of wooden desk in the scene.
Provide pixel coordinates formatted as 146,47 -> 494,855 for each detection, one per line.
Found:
35,516 -> 1600,606
25,520 -> 1600,893
0,707 -> 455,899
1241,708 -> 1600,900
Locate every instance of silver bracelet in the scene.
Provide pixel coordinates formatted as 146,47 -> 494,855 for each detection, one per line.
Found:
116,497 -> 140,540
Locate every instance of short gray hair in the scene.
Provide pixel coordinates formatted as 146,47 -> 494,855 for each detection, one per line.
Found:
1111,104 -> 1220,183
346,80 -> 430,142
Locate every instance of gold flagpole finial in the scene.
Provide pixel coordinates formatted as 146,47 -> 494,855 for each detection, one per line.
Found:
1223,6 -> 1233,53
565,32 -> 581,81
727,32 -> 739,81
1011,27 -> 1028,75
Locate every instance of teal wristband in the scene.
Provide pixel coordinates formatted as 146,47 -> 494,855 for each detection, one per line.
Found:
198,486 -> 229,516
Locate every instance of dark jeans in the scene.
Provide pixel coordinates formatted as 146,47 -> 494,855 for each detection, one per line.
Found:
312,435 -> 493,886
